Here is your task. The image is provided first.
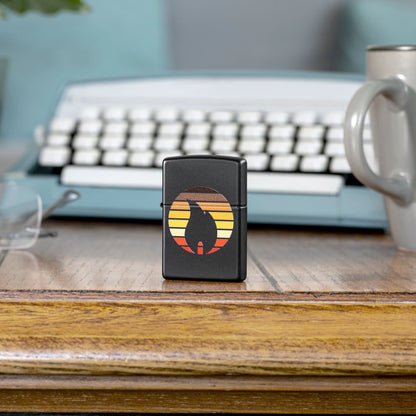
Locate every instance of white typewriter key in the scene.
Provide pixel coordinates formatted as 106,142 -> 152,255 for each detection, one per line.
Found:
267,139 -> 293,154
240,124 -> 267,139
292,111 -> 317,126
130,122 -> 156,136
154,136 -> 180,151
78,120 -> 103,135
99,135 -> 126,150
211,137 -> 237,152
324,142 -> 345,156
49,117 -> 76,134
182,109 -> 206,122
268,125 -> 296,140
73,134 -> 99,149
158,122 -> 184,137
182,136 -> 209,152
186,123 -> 211,137
209,110 -> 234,123
102,149 -> 128,166
237,111 -> 262,124
270,154 -> 299,171
244,153 -> 269,171
212,123 -> 238,138
300,155 -> 328,172
239,138 -> 265,154
128,108 -> 152,122
73,149 -> 101,165
128,150 -> 155,167
104,121 -> 128,135
47,134 -> 70,146
80,107 -> 100,119
127,136 -> 153,151
39,146 -> 71,167
330,156 -> 351,173
295,140 -> 323,155
297,125 -> 325,141
103,107 -> 125,121
321,111 -> 344,126
155,108 -> 179,122
265,111 -> 290,125
326,127 -> 344,142
155,151 -> 182,167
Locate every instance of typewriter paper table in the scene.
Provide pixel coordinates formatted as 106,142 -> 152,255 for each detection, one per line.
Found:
0,219 -> 415,414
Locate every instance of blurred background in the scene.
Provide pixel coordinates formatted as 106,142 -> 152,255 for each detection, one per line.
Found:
0,0 -> 416,142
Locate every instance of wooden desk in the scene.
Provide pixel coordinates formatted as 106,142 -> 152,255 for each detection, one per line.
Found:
0,219 -> 415,413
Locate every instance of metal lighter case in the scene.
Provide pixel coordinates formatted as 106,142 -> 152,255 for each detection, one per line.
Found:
162,155 -> 247,281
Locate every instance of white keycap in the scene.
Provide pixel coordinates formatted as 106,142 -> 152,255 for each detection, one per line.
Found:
103,107 -> 125,121
186,123 -> 211,137
298,125 -> 325,141
182,109 -> 206,122
213,123 -> 238,138
270,154 -> 299,172
80,107 -> 100,119
326,127 -> 344,142
182,136 -> 209,152
61,166 -> 343,195
295,140 -> 323,155
237,111 -> 262,124
128,108 -> 152,122
49,117 -> 76,134
73,134 -> 99,149
47,134 -> 70,146
292,111 -> 317,126
158,122 -> 184,137
99,135 -> 125,150
267,139 -> 293,154
127,136 -> 153,151
325,142 -> 345,156
214,151 -> 240,158
154,136 -> 180,151
78,120 -> 103,135
239,138 -> 265,153
265,111 -> 290,125
128,150 -> 155,167
209,110 -> 234,123
73,149 -> 101,165
211,137 -> 237,152
330,156 -> 351,173
102,149 -> 128,166
155,108 -> 179,122
104,121 -> 128,135
244,153 -> 269,171
39,146 -> 71,167
321,111 -> 344,126
130,122 -> 156,136
268,125 -> 296,140
240,124 -> 267,139
155,151 -> 182,167
300,155 -> 328,172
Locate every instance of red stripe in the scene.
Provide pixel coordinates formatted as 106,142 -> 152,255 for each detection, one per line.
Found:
174,237 -> 187,246
214,238 -> 229,247
207,247 -> 220,254
182,246 -> 195,254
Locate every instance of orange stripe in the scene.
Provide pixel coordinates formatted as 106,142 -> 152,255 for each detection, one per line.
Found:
197,203 -> 232,212
182,246 -> 195,254
177,192 -> 227,202
207,247 -> 220,254
214,238 -> 229,247
174,237 -> 187,246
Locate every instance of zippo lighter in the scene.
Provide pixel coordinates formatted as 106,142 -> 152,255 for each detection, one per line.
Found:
162,155 -> 247,281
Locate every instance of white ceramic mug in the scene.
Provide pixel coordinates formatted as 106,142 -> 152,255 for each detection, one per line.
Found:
344,45 -> 416,251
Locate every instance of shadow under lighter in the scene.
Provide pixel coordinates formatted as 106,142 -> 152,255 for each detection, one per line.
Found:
162,156 -> 247,281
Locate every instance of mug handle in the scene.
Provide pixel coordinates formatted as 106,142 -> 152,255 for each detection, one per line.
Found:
344,77 -> 413,205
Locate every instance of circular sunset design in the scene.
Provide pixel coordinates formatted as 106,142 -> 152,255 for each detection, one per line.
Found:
168,187 -> 234,255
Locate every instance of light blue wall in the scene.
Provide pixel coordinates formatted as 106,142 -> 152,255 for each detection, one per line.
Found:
0,0 -> 168,141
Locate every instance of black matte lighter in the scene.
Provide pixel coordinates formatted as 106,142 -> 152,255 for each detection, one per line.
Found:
162,155 -> 247,282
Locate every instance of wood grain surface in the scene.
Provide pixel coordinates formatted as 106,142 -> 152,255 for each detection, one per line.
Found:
0,219 -> 415,413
